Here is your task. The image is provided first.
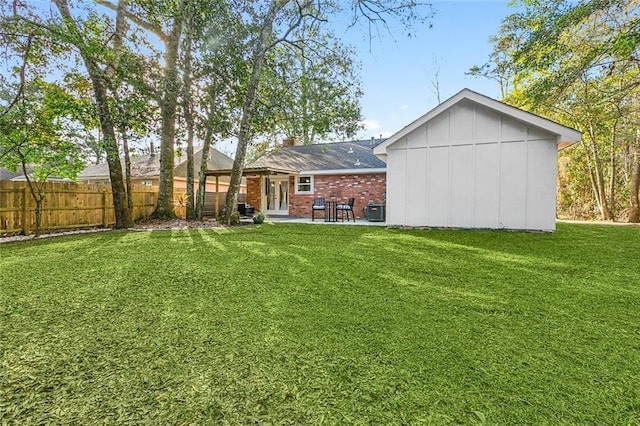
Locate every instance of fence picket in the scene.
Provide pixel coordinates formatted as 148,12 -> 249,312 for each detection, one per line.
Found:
0,181 -> 185,236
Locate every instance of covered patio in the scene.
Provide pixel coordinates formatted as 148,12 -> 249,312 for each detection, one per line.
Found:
204,166 -> 296,217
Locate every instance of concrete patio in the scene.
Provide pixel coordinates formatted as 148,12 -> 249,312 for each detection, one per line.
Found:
243,216 -> 386,226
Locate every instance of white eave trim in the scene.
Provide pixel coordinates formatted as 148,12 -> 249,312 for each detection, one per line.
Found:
299,167 -> 387,176
373,88 -> 583,156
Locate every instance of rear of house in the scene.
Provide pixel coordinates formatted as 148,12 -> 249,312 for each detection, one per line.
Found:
244,139 -> 387,219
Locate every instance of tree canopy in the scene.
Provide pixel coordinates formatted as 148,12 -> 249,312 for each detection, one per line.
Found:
472,0 -> 640,222
1,0 -> 434,224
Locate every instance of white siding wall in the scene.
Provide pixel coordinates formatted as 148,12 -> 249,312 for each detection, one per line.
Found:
385,100 -> 558,231
386,141 -> 407,225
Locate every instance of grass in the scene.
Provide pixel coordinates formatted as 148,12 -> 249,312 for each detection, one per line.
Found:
1,223 -> 639,424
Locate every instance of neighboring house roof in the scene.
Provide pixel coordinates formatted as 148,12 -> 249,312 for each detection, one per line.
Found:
79,147 -> 234,181
173,147 -> 234,177
1,165 -> 72,182
0,166 -> 31,180
374,88 -> 583,159
248,139 -> 387,174
11,174 -> 74,182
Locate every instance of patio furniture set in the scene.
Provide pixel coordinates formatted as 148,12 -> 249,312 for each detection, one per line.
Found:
311,197 -> 355,222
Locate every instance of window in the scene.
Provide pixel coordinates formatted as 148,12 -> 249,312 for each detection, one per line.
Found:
295,175 -> 313,194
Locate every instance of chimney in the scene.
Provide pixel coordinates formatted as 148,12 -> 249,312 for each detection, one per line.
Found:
283,138 -> 302,147
370,136 -> 375,145
150,142 -> 155,156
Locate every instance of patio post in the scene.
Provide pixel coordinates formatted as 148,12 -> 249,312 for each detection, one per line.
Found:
215,176 -> 220,218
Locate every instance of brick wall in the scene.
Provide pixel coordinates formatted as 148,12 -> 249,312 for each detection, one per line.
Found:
246,176 -> 262,211
245,173 -> 387,218
289,173 -> 386,219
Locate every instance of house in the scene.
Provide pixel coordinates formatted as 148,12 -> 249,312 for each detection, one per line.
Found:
1,167 -> 28,181
1,165 -> 74,183
78,146 -> 242,194
373,89 -> 582,231
212,139 -> 387,218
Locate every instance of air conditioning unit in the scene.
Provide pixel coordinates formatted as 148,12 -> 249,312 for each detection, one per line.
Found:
366,203 -> 385,222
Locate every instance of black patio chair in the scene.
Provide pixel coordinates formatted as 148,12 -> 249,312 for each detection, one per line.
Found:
311,197 -> 325,221
237,202 -> 255,217
336,198 -> 355,222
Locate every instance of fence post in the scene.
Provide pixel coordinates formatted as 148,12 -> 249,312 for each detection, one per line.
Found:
215,176 -> 220,218
22,186 -> 31,236
102,190 -> 108,228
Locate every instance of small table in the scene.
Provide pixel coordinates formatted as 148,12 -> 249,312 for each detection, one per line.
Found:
324,201 -> 338,222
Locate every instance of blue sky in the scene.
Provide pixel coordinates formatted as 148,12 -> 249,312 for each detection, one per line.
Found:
338,0 -> 515,140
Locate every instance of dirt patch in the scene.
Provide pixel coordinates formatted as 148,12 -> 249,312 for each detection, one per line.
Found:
0,218 -> 250,244
132,218 -> 224,230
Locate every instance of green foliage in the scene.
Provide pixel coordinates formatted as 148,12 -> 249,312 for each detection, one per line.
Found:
477,0 -> 640,221
500,0 -> 639,106
257,26 -> 364,145
252,211 -> 265,224
0,78 -> 84,181
1,223 -> 639,423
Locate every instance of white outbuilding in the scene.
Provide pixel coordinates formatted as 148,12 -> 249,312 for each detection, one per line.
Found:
373,89 -> 582,231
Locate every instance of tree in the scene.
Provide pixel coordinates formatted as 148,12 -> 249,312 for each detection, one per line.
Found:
0,80 -> 83,236
220,0 -> 433,224
52,0 -> 134,228
264,25 -> 364,145
476,0 -> 640,222
95,0 -> 188,219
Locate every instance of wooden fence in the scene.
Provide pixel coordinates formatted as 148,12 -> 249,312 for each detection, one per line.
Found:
0,181 -> 186,236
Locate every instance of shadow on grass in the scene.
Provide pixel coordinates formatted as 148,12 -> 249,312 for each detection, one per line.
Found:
2,222 -> 639,424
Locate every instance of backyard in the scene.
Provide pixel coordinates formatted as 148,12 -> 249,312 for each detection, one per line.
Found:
0,223 -> 639,424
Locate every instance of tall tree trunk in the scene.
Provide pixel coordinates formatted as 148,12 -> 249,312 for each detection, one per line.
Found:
629,127 -> 640,223
151,3 -> 185,219
54,0 -> 132,228
20,158 -> 44,236
196,92 -> 216,220
585,127 -> 611,220
182,9 -> 195,220
609,124 -> 617,221
222,2 -> 282,224
195,129 -> 212,220
92,76 -> 133,228
121,124 -> 134,214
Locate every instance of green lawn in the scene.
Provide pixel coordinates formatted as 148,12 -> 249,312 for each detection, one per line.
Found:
1,223 -> 639,424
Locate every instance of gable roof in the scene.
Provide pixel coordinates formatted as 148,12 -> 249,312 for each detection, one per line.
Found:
247,139 -> 387,174
0,166 -> 32,181
373,88 -> 583,158
1,165 -> 72,182
79,147 -> 234,180
173,147 -> 235,176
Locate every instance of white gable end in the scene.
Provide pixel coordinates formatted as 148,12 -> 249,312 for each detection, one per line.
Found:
377,89 -> 582,231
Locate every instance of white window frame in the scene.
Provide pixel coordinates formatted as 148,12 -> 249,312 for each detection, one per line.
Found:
295,175 -> 314,194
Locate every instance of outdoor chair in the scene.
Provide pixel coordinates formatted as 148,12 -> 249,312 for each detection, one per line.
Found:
311,197 -> 326,221
336,198 -> 355,222
238,202 -> 255,217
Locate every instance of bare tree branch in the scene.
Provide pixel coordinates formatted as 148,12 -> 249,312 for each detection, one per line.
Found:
266,0 -> 325,51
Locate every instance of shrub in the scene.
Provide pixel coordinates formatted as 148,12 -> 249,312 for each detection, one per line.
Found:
253,211 -> 265,224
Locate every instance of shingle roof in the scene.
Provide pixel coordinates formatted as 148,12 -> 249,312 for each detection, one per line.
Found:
0,166 -> 31,180
248,139 -> 387,172
174,147 -> 234,176
79,147 -> 234,180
